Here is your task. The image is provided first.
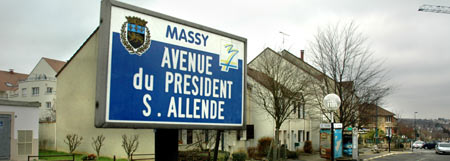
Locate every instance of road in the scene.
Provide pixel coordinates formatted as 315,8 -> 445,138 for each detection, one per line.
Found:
372,149 -> 450,161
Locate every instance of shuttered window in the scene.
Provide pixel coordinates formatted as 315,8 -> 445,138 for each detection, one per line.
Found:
18,130 -> 33,155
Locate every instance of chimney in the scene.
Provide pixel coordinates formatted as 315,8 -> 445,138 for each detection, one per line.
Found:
9,69 -> 14,74
300,50 -> 304,61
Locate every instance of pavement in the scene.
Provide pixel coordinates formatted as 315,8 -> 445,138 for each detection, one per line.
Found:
286,148 -> 413,161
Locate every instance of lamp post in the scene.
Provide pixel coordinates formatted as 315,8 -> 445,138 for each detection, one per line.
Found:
414,112 -> 418,141
324,94 -> 341,161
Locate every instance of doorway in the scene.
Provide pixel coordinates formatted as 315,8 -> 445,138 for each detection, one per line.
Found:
0,114 -> 11,160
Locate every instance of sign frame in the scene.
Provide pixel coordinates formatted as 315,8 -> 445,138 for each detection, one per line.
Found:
95,0 -> 247,129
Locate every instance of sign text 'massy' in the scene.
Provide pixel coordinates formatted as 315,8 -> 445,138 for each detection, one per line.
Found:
166,25 -> 209,47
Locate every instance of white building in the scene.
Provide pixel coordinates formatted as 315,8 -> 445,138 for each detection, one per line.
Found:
9,58 -> 65,122
236,48 -> 325,152
178,49 -> 327,153
0,99 -> 40,161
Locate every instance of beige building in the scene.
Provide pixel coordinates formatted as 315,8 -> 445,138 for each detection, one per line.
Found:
51,29 -> 154,158
360,104 -> 397,138
0,100 -> 40,161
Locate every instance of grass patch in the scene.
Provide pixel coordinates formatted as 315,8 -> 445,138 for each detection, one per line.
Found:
38,150 -> 128,161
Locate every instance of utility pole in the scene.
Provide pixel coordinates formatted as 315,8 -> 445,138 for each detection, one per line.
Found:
414,112 -> 418,141
375,105 -> 378,145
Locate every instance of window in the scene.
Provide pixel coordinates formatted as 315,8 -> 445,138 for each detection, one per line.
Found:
22,88 -> 27,97
386,116 -> 392,122
187,130 -> 193,144
298,130 -> 304,142
32,87 -> 39,96
5,82 -> 13,87
306,131 -> 310,141
18,130 -> 33,155
246,125 -> 254,139
46,87 -> 53,94
386,127 -> 392,137
46,102 -> 52,108
297,102 -> 305,119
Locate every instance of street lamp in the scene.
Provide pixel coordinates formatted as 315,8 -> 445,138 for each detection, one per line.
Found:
324,94 -> 341,161
414,112 -> 418,141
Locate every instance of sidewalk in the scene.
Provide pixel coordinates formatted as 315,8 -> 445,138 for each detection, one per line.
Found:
358,148 -> 412,161
286,148 -> 412,161
287,152 -> 327,161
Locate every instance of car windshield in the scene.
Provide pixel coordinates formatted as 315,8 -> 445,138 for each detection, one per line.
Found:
440,143 -> 450,147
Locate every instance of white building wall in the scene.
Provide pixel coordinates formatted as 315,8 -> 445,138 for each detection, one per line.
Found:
0,105 -> 39,140
242,49 -> 323,151
0,103 -> 39,161
10,58 -> 58,121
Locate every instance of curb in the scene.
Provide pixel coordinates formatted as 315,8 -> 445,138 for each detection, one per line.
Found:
362,151 -> 412,161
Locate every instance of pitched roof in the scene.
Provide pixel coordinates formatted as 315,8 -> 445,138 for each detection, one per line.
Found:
247,67 -> 274,91
279,50 -> 329,81
362,104 -> 395,116
0,70 -> 28,91
43,57 -> 66,72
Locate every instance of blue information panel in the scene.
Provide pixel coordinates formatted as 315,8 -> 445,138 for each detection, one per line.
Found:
96,2 -> 246,129
334,129 -> 343,158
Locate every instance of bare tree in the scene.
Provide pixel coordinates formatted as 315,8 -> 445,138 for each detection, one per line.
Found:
308,21 -> 391,129
122,134 -> 139,161
249,49 -> 311,160
64,134 -> 83,154
186,130 -> 216,152
91,134 -> 106,157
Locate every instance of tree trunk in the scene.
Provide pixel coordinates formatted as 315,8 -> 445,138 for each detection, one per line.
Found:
273,128 -> 280,161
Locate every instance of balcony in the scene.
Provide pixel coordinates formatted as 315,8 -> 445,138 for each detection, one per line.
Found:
20,76 -> 56,82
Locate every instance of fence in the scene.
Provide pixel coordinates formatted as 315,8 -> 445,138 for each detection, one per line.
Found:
28,154 -> 75,161
131,153 -> 155,161
178,151 -> 211,161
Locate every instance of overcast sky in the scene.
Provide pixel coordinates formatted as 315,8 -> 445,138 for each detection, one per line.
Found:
1,0 -> 449,119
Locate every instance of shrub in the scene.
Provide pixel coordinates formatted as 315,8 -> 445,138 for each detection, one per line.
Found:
247,147 -> 258,159
122,134 -> 139,161
91,134 -> 106,157
232,151 -> 247,161
81,154 -> 97,160
64,134 -> 83,153
222,151 -> 230,161
303,140 -> 313,153
257,137 -> 273,157
287,150 -> 298,159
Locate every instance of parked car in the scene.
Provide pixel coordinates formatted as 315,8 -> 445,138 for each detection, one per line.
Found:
412,141 -> 425,149
435,142 -> 450,154
423,142 -> 437,149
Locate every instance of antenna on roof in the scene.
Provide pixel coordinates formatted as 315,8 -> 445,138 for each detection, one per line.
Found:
279,31 -> 290,50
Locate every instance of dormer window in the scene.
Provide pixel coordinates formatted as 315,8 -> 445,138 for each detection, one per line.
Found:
5,82 -> 13,87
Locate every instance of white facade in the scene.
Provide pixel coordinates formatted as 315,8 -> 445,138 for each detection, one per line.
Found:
0,100 -> 40,161
9,58 -> 64,122
244,48 -> 324,151
177,49 -> 325,153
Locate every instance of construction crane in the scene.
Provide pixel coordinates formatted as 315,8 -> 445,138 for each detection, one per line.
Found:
418,4 -> 450,14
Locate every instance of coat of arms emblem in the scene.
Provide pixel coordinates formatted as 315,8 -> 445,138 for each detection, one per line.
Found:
120,16 -> 151,56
